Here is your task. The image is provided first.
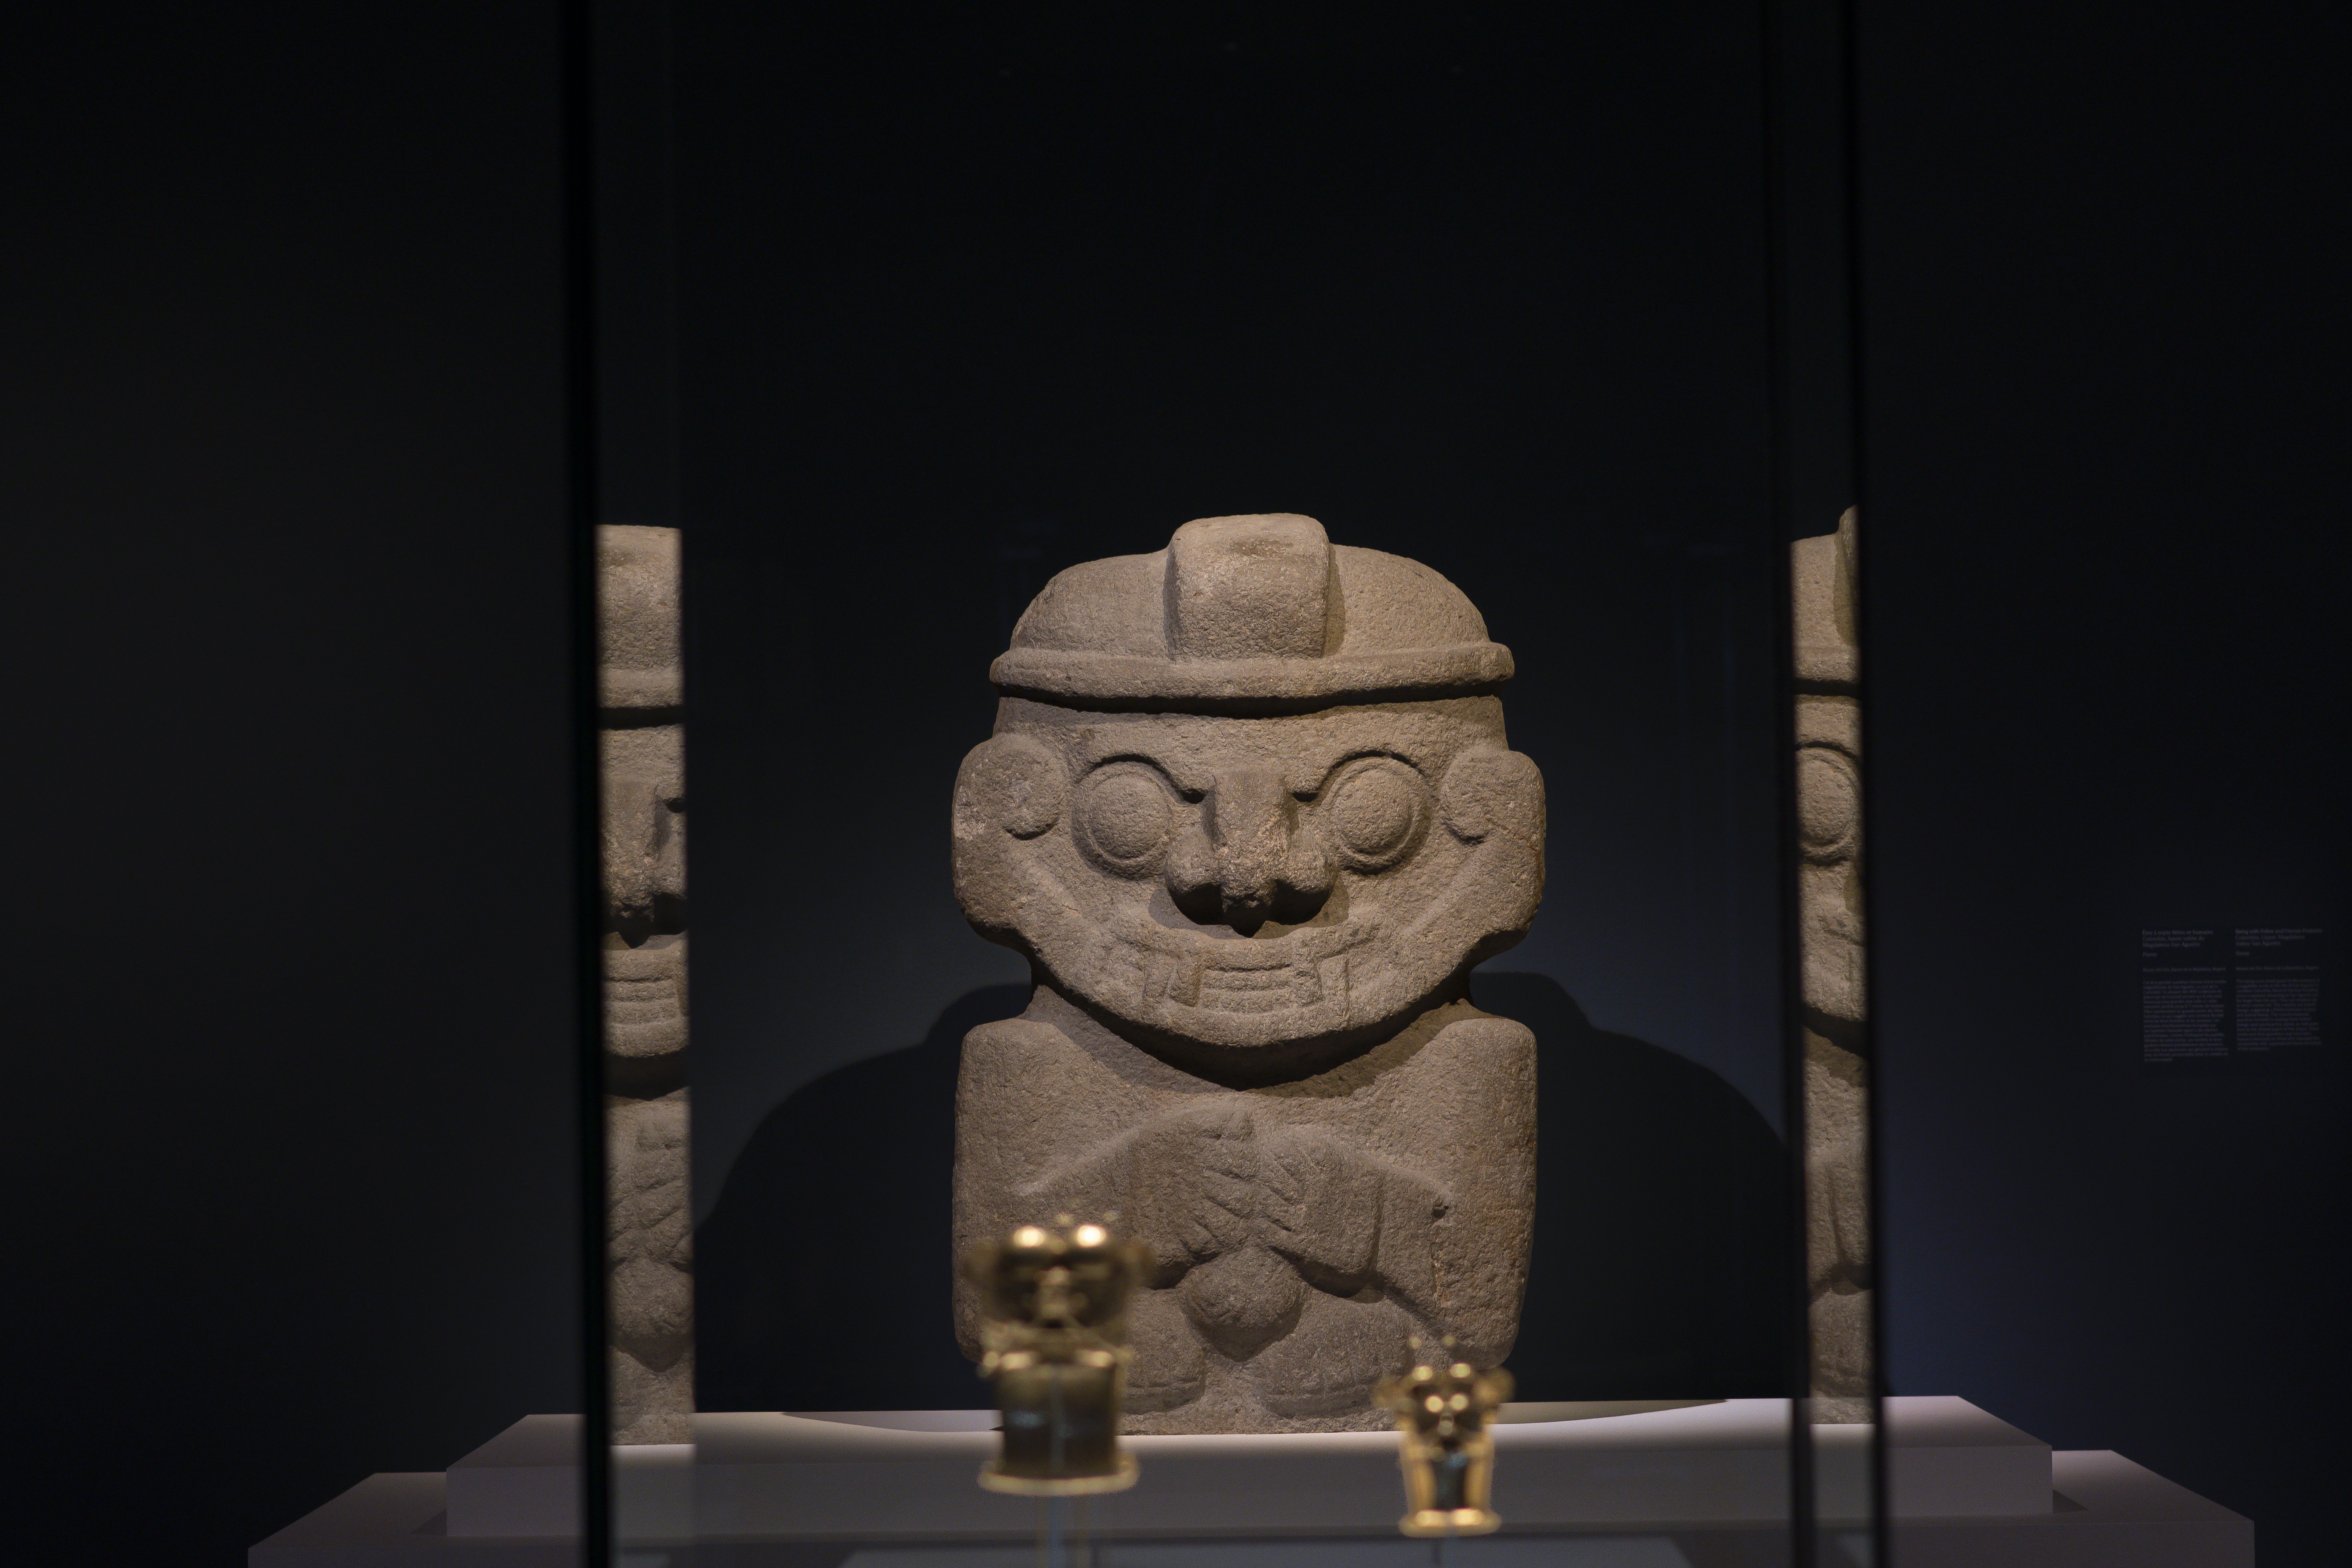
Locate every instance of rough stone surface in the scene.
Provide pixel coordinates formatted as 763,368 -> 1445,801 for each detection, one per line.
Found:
609,1089 -> 692,1434
952,515 -> 1545,1433
1792,508 -> 1871,1417
600,524 -> 693,1444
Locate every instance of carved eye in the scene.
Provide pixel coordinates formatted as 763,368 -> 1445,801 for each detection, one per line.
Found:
1323,757 -> 1429,871
1796,744 -> 1860,863
1074,763 -> 1177,876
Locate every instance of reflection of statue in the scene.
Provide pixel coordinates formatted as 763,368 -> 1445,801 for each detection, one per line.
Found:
951,514 -> 1545,1433
599,524 -> 692,1444
1792,508 -> 1870,1419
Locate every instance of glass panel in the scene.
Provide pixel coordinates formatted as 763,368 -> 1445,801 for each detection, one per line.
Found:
1854,4 -> 2317,1565
586,0 -> 695,1551
1765,2 -> 1882,1565
583,4 -> 1859,1562
1792,511 -> 1879,1568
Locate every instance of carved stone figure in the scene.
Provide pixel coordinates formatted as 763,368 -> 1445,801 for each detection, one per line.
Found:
599,524 -> 693,1444
951,514 -> 1545,1433
1792,507 -> 1872,1419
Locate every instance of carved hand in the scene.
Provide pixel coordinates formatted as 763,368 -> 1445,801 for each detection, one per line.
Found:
1023,1104 -> 1451,1309
1258,1124 -> 1449,1310
1122,1102 -> 1261,1273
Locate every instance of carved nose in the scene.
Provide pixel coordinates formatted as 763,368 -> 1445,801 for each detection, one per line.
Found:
605,771 -> 687,941
1166,767 -> 1334,933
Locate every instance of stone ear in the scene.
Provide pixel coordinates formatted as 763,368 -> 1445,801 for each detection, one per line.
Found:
1438,748 -> 1544,850
1795,742 -> 1861,864
953,735 -> 1066,942
954,734 -> 1066,843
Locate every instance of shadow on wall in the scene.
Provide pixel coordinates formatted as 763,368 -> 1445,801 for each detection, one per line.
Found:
698,985 -> 1020,1413
1477,973 -> 1795,1401
696,974 -> 1792,1413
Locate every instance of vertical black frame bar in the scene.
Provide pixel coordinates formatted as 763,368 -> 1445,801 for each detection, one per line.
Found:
1762,0 -> 1882,1561
1760,1 -> 1810,1557
563,0 -> 614,1562
1844,0 -> 1887,1551
1849,50 -> 1890,1568
1765,210 -> 1823,1568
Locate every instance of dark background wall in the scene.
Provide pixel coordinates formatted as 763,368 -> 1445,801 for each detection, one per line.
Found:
10,6 -> 583,1567
12,3 -> 2342,1567
1858,7 -> 2349,1567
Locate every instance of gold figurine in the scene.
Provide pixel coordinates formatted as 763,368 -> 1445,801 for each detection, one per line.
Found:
1377,1337 -> 1512,1537
963,1216 -> 1145,1496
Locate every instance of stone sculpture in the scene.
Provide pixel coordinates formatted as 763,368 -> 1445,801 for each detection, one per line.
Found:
951,514 -> 1546,1433
1791,507 -> 1872,1420
599,524 -> 693,1444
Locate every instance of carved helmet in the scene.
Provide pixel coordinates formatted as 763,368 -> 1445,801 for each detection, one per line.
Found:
990,514 -> 1513,712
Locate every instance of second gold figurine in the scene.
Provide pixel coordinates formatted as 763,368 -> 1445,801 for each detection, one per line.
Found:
1377,1338 -> 1512,1537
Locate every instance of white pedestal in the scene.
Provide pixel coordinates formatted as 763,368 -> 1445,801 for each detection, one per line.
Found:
445,1416 -> 693,1539
673,1398 -> 2048,1538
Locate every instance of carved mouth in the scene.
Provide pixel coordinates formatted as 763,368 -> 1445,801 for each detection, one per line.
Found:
604,935 -> 687,1054
1195,965 -> 1300,1014
1018,858 -> 1415,1044
1125,920 -> 1377,1018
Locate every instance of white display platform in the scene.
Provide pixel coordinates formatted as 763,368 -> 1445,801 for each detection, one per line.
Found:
250,1401 -> 2253,1568
439,1398 -> 2044,1540
448,1417 -> 695,1539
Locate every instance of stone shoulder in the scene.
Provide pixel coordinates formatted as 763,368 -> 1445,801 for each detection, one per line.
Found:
957,1014 -> 1088,1114
1428,1008 -> 1535,1060
960,1013 -> 1071,1061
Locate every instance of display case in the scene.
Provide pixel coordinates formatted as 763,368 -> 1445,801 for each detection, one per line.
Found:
245,5 -> 2273,1566
581,7 -> 1858,1563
